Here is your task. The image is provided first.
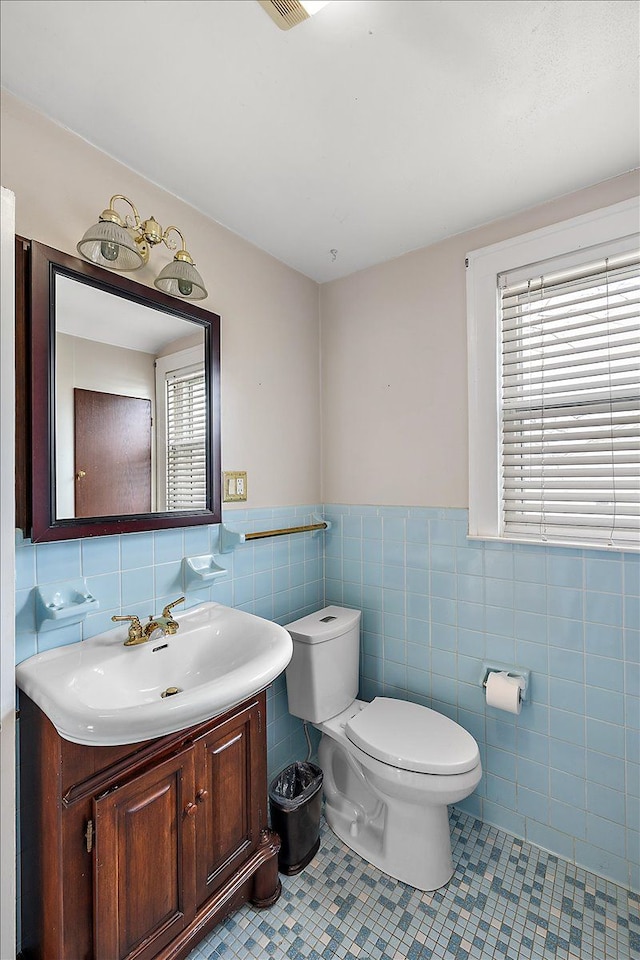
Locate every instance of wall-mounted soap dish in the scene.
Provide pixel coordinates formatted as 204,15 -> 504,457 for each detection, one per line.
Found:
183,555 -> 227,591
35,579 -> 99,632
219,525 -> 246,554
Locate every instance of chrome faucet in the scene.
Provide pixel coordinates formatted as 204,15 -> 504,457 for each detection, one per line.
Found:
112,596 -> 185,646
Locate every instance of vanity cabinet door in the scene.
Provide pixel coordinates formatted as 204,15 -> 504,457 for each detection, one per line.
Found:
194,698 -> 264,907
93,747 -> 197,960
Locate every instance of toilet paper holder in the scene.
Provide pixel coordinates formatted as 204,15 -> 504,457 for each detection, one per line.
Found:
480,663 -> 530,702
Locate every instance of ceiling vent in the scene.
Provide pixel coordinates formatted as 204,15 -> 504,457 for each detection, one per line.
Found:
257,0 -> 329,30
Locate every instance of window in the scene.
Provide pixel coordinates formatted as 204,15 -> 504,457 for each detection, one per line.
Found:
155,346 -> 206,511
165,366 -> 206,510
467,197 -> 640,551
500,251 -> 639,547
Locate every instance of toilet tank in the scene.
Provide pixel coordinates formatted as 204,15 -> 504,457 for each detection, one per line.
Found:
284,606 -> 361,723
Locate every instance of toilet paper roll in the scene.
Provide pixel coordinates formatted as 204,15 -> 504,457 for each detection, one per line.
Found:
485,671 -> 523,715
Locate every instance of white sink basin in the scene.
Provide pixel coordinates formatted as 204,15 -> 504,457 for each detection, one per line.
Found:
16,602 -> 293,746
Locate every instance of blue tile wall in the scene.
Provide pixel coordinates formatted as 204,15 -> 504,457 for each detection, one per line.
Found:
14,505 -> 325,780
14,502 -> 639,894
324,504 -> 639,892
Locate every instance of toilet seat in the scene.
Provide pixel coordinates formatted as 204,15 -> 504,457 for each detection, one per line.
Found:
345,697 -> 480,775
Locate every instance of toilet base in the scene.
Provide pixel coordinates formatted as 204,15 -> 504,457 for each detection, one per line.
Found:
318,729 -> 457,891
323,792 -> 454,892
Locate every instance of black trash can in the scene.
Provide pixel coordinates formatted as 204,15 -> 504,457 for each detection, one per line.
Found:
269,762 -> 323,875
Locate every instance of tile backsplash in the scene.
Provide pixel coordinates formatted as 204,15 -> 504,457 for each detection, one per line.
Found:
14,503 -> 639,890
15,505 -> 325,778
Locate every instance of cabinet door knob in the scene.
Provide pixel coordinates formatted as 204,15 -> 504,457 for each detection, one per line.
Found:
196,788 -> 208,803
184,801 -> 198,818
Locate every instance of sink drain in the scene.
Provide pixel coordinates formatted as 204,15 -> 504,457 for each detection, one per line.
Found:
160,686 -> 181,698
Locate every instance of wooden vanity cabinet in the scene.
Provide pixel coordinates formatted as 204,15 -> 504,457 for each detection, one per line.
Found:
19,690 -> 281,960
94,747 -> 197,960
193,702 -> 263,907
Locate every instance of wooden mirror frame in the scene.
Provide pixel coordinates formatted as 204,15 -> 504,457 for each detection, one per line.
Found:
19,239 -> 221,542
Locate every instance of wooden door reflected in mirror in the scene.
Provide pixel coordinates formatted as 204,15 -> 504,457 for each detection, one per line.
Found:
74,388 -> 152,518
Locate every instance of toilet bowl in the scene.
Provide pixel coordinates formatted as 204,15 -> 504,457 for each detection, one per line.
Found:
284,607 -> 482,891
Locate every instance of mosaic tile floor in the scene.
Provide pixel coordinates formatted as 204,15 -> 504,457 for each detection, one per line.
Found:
187,810 -> 639,960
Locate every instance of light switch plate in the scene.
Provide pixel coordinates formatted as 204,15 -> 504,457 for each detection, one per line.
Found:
223,471 -> 248,502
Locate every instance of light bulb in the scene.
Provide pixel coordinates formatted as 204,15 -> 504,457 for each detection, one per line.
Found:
100,240 -> 119,262
178,278 -> 193,297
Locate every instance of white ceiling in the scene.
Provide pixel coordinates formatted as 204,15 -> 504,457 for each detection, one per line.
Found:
56,275 -> 198,354
1,0 -> 638,282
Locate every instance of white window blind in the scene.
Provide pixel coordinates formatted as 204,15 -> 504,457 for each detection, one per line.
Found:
166,367 -> 206,510
499,250 -> 640,549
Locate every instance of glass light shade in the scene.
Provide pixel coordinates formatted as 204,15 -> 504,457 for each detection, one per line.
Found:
77,219 -> 145,271
154,258 -> 208,300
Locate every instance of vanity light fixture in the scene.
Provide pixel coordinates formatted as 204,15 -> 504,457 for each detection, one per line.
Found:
77,194 -> 208,300
257,0 -> 331,30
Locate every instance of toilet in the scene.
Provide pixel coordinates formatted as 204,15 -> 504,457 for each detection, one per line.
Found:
284,606 -> 482,891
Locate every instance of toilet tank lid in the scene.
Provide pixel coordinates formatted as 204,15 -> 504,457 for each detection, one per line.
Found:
346,697 -> 480,775
284,606 -> 361,643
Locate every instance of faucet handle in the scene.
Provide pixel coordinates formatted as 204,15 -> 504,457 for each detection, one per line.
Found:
111,614 -> 144,644
162,596 -> 185,619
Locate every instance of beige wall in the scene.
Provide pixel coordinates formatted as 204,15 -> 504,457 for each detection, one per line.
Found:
320,171 -> 639,508
1,91 -> 321,510
3,91 -> 638,513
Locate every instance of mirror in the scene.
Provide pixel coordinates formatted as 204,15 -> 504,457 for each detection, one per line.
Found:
28,240 -> 221,542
